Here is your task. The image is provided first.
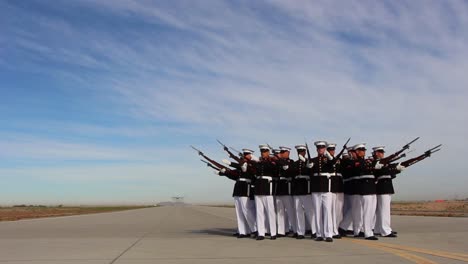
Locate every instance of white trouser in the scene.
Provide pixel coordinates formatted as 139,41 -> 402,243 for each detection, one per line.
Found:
247,197 -> 257,232
294,195 -> 314,235
351,195 -> 364,235
312,192 -> 333,238
255,195 -> 277,237
375,194 -> 392,236
234,197 -> 257,234
360,194 -> 377,238
276,195 -> 297,235
332,192 -> 344,236
339,194 -> 356,231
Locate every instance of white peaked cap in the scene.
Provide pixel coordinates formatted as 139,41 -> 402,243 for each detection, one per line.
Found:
372,146 -> 385,152
295,145 -> 307,150
279,146 -> 291,151
242,149 -> 254,154
259,144 -> 270,150
354,143 -> 367,150
327,143 -> 337,148
314,141 -> 327,147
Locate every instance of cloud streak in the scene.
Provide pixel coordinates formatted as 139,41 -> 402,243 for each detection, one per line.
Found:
1,0 -> 467,203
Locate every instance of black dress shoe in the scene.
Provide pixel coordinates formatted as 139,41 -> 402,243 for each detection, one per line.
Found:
332,235 -> 342,239
277,234 -> 285,238
325,237 -> 333,242
346,230 -> 354,235
256,236 -> 265,240
292,233 -> 298,238
233,232 -> 239,236
338,228 -> 347,236
374,233 -> 382,236
265,233 -> 271,236
270,236 -> 277,240
354,232 -> 365,238
315,237 -> 324,241
237,234 -> 249,238
365,236 -> 379,240
296,235 -> 305,239
305,230 -> 312,235
311,233 -> 317,239
392,231 -> 398,234
383,233 -> 397,238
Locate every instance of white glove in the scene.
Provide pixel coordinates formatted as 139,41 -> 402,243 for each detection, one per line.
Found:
251,155 -> 259,162
213,171 -> 220,175
396,163 -> 405,171
374,161 -> 384,170
306,162 -> 314,168
324,150 -> 333,160
282,165 -> 289,170
241,162 -> 248,172
220,168 -> 226,173
222,159 -> 231,165
298,155 -> 306,162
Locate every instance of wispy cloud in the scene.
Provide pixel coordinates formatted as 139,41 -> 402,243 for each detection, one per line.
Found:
1,0 -> 467,202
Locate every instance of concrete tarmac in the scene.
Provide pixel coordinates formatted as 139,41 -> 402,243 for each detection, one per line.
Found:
0,205 -> 466,264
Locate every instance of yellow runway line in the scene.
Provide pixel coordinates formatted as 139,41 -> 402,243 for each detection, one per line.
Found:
374,242 -> 468,262
351,239 -> 438,264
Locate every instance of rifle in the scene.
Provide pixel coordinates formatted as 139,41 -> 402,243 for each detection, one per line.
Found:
200,160 -> 220,171
380,137 -> 420,164
216,139 -> 242,162
305,138 -> 312,161
399,144 -> 442,167
386,149 -> 416,163
334,137 -> 351,160
190,145 -> 229,170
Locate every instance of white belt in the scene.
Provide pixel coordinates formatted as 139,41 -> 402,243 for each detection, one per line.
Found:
237,178 -> 251,183
313,173 -> 331,177
257,175 -> 273,194
279,177 -> 292,194
376,175 -> 392,181
332,173 -> 342,177
296,175 -> 310,193
343,175 -> 374,182
257,176 -> 273,181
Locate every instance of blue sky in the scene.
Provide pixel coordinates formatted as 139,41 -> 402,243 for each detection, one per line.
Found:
1,0 -> 468,205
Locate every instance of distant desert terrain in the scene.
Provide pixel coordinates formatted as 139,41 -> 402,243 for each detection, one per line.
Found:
0,205 -> 153,221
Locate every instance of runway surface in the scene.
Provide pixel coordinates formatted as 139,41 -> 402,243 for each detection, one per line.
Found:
0,205 -> 466,264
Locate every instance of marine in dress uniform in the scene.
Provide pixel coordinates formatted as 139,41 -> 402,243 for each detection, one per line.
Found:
275,146 -> 297,237
327,143 -> 345,239
291,145 -> 315,239
247,145 -> 278,240
349,143 -> 379,240
339,145 -> 360,236
218,149 -> 258,238
372,146 -> 404,238
310,141 -> 335,242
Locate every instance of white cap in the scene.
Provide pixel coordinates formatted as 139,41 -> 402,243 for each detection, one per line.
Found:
295,145 -> 307,151
259,144 -> 270,151
279,146 -> 291,152
327,143 -> 337,149
314,141 -> 327,147
354,143 -> 367,150
273,149 -> 281,154
372,146 -> 385,152
242,148 -> 254,154
347,146 -> 355,151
